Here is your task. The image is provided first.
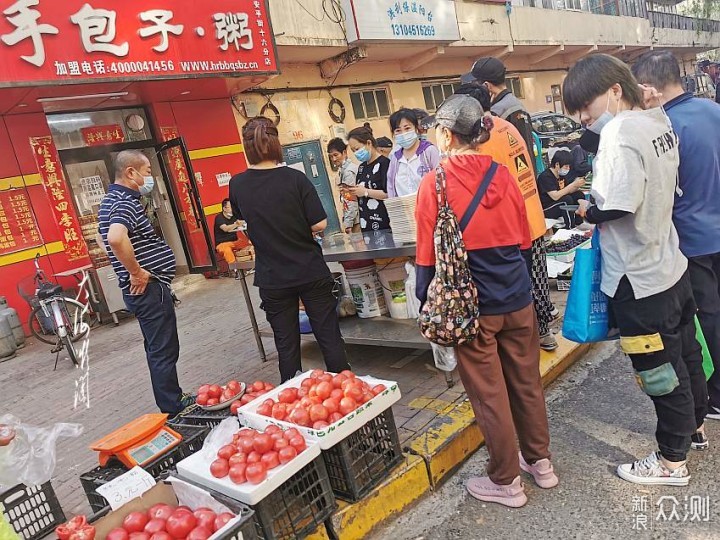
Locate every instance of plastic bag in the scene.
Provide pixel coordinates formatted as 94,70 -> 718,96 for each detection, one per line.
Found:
0,414 -> 83,487
431,343 -> 457,372
199,417 -> 239,460
405,261 -> 421,319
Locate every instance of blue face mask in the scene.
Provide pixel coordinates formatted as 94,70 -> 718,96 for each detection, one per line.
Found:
139,175 -> 155,196
395,130 -> 418,150
355,147 -> 371,162
588,92 -> 615,135
559,168 -> 570,177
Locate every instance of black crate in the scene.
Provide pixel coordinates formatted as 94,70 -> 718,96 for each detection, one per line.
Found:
1,482 -> 66,540
167,405 -> 233,428
251,456 -> 336,540
80,424 -> 209,513
322,408 -> 403,502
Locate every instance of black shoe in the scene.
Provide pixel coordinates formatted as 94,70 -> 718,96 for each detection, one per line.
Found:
691,431 -> 709,451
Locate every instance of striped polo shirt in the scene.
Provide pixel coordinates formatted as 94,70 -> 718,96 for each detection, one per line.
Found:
98,184 -> 176,292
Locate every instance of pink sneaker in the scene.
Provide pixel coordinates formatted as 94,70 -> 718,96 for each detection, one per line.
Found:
466,476 -> 527,508
519,453 -> 559,489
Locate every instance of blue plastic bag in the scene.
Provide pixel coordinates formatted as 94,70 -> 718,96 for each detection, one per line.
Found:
562,228 -> 615,343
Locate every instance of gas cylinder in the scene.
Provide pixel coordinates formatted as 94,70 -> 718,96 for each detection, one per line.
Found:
0,297 -> 25,348
0,314 -> 17,361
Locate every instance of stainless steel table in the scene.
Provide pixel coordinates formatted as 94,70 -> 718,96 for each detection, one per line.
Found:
233,230 -> 453,386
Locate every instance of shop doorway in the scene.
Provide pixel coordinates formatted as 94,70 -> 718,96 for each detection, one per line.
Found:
282,140 -> 341,234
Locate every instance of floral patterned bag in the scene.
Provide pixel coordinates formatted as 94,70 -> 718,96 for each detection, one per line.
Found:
419,161 -> 499,346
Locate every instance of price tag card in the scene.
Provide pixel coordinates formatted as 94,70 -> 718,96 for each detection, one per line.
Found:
96,467 -> 156,510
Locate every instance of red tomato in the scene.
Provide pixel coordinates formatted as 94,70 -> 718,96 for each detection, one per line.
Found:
246,462 -> 267,484
226,380 -> 241,392
288,407 -> 311,427
122,512 -> 149,534
247,451 -> 262,463
69,526 -> 96,540
313,420 -> 330,429
256,403 -> 272,417
57,515 -> 88,540
289,435 -> 306,453
330,388 -> 344,400
340,370 -> 356,378
332,374 -> 348,389
284,427 -> 300,440
272,402 -> 288,420
339,397 -> 358,415
300,378 -> 314,390
195,393 -> 209,406
128,534 -> 150,540
252,381 -> 265,392
265,425 -> 281,434
264,382 -> 275,391
186,526 -> 213,540
210,458 -> 229,478
361,391 -> 374,404
296,388 -> 307,399
319,373 -> 334,384
237,428 -> 256,438
278,388 -> 298,404
309,404 -> 329,423
221,388 -> 238,402
217,444 -> 237,460
229,463 -> 247,484
148,504 -> 173,521
198,384 -> 210,395
315,382 -> 333,400
278,445 -> 298,464
308,387 -> 318,399
322,398 -> 340,415
106,529 -> 129,540
208,385 -> 222,398
175,507 -> 193,514
165,511 -> 197,539
149,534 -> 172,540
329,412 -> 343,423
230,401 -> 242,415
193,509 -> 216,531
299,397 -> 314,409
207,398 -> 219,406
269,432 -> 285,442
143,519 -> 166,536
213,513 -> 235,532
237,437 -> 254,453
344,384 -> 364,402
273,437 -> 289,451
229,452 -> 247,466
340,379 -> 355,392
261,451 -> 280,470
239,394 -> 253,405
252,433 -> 273,453
372,384 -> 387,395
310,369 -> 326,379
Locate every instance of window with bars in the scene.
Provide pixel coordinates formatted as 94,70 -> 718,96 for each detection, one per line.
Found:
507,77 -> 525,99
349,88 -> 391,120
422,82 -> 461,111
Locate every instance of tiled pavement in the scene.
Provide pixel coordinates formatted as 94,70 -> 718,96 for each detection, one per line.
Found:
0,273 -> 568,518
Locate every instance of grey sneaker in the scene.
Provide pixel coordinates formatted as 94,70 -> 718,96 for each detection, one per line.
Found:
691,430 -> 709,451
539,332 -> 559,351
617,451 -> 690,486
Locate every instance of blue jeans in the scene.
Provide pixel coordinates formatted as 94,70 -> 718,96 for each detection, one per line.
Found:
123,281 -> 182,415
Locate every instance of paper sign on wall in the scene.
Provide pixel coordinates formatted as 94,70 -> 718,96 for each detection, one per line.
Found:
96,467 -> 156,511
216,172 -> 232,187
80,175 -> 106,206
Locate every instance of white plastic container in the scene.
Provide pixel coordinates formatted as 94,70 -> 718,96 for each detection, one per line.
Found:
375,259 -> 411,319
238,371 -> 402,450
344,266 -> 388,318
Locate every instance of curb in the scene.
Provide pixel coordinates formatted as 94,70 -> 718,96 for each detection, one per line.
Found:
327,336 -> 590,539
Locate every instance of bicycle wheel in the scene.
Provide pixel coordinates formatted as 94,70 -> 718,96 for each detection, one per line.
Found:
60,333 -> 80,367
29,305 -> 57,345
29,299 -> 90,345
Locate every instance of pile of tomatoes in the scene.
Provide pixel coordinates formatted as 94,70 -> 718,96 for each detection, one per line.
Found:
105,505 -> 236,540
210,425 -> 306,486
195,380 -> 243,408
230,380 -> 275,414
255,370 -> 386,429
56,516 -> 95,540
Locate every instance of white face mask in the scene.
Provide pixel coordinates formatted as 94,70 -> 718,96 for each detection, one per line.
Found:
138,175 -> 155,196
588,92 -> 617,135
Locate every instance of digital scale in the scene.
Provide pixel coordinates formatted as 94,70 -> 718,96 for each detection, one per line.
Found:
90,414 -> 183,468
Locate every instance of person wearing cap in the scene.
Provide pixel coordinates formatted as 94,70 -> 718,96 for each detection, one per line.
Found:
416,95 -> 557,508
376,136 -> 394,158
566,54 -> 707,486
386,108 -> 440,198
452,83 -> 561,351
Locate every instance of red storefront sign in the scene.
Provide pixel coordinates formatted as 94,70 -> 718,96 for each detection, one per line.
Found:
80,124 -> 124,146
160,127 -> 200,233
30,135 -> 89,261
0,0 -> 278,86
0,189 -> 43,255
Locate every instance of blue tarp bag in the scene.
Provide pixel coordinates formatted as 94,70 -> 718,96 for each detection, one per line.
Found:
562,228 -> 616,343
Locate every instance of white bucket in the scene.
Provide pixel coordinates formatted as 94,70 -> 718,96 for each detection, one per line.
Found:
376,259 -> 411,319
345,266 -> 388,318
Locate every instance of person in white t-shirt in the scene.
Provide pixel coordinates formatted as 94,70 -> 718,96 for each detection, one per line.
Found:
564,54 -> 707,487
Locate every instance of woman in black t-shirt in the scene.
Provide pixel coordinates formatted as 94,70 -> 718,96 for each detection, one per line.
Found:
345,127 -> 391,232
228,117 -> 350,382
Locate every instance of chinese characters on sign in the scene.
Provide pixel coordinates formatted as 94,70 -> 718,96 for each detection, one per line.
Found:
160,128 -> 200,233
0,189 -> 43,255
30,135 -> 89,262
80,124 -> 124,146
632,494 -> 712,531
0,0 -> 277,85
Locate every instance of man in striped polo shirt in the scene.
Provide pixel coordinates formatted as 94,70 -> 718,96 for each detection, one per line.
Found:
99,150 -> 191,416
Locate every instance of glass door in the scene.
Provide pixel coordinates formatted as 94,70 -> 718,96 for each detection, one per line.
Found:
154,137 -> 217,273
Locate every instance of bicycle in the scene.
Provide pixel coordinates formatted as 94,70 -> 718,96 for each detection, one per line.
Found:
17,255 -> 93,368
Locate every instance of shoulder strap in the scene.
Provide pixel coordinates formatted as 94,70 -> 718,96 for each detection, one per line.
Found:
459,162 -> 499,232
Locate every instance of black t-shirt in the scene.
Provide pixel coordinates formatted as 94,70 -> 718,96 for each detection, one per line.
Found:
356,155 -> 391,232
214,213 -> 240,246
537,169 -> 564,209
229,166 -> 330,289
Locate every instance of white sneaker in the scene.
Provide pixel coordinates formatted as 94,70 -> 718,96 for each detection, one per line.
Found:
617,451 -> 690,486
706,406 -> 720,421
550,306 -> 560,320
539,332 -> 559,351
